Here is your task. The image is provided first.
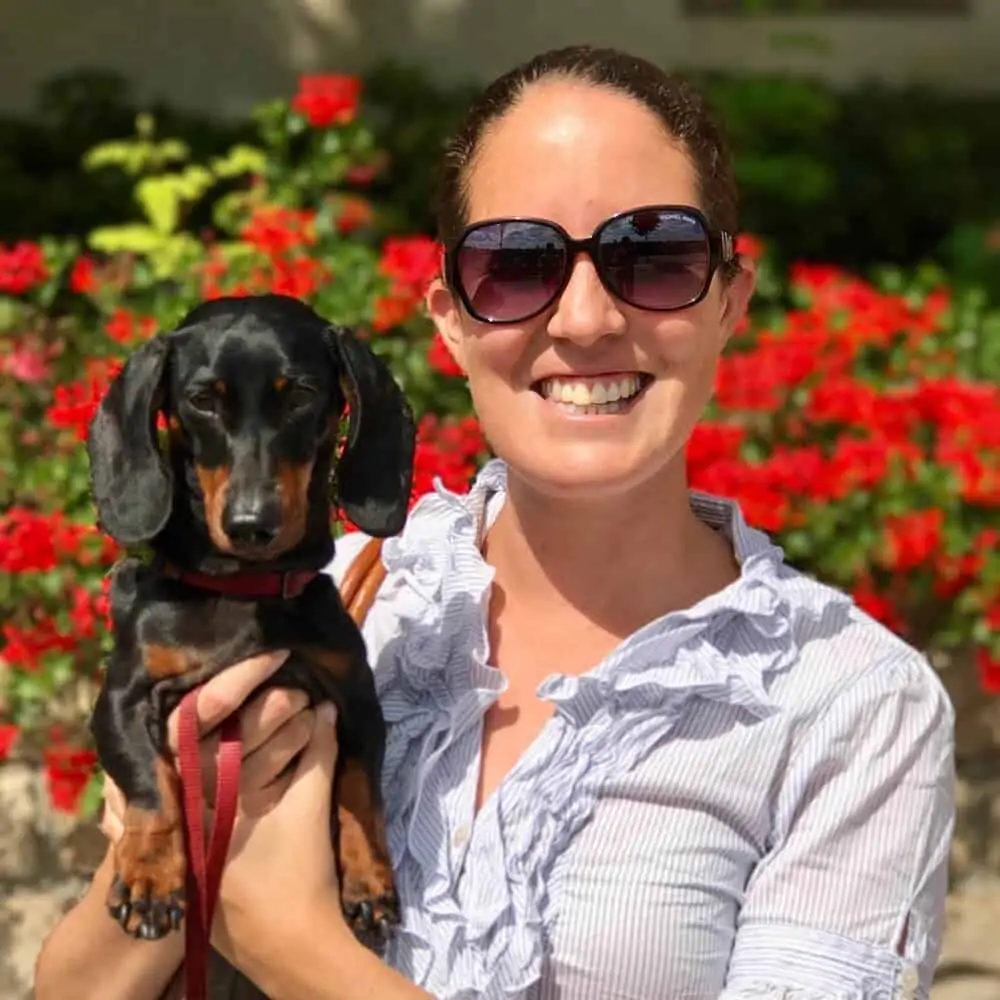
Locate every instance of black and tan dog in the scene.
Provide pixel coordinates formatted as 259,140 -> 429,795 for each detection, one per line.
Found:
86,293 -> 415,984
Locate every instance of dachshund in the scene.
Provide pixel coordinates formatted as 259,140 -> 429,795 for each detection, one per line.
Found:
85,293 -> 415,992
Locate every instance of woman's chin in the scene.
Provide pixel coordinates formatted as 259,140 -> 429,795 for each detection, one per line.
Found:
478,384 -> 692,501
499,437 -> 679,503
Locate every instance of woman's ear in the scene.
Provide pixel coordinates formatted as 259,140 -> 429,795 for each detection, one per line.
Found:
426,276 -> 468,375
719,258 -> 757,345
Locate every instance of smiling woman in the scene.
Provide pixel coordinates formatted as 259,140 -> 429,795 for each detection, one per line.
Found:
36,44 -> 956,1000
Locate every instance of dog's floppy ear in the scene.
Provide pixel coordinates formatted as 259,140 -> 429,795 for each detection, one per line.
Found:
327,325 -> 415,537
87,334 -> 173,546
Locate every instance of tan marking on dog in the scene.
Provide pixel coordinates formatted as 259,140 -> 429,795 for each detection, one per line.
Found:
142,644 -> 200,679
194,464 -> 232,552
336,756 -> 396,913
109,757 -> 186,937
273,459 -> 314,553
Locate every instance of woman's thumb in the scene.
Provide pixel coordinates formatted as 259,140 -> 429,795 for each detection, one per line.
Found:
289,702 -> 339,799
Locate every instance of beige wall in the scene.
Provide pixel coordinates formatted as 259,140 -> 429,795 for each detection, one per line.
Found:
1,0 -> 997,117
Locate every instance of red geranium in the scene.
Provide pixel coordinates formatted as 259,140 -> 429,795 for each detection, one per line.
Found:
0,240 -> 48,294
291,74 -> 362,128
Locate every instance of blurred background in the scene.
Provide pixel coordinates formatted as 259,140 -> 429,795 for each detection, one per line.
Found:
0,1 -> 998,997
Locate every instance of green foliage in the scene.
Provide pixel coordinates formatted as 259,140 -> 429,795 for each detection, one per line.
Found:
2,64 -> 998,300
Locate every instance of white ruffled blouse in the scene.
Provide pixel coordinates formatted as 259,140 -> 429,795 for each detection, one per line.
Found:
326,459 -> 956,1000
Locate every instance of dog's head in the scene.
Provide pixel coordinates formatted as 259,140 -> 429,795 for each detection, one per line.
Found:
86,293 -> 416,560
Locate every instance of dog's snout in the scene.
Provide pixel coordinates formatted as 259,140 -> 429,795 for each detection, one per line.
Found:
222,493 -> 283,549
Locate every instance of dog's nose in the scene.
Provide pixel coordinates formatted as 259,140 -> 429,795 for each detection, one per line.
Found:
223,497 -> 282,548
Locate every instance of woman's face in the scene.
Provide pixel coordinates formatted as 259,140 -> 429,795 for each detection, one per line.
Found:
428,80 -> 755,502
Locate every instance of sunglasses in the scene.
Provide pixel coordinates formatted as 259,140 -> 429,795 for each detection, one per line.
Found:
444,205 -> 736,325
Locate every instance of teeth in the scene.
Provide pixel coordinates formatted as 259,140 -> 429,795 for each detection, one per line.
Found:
539,375 -> 644,413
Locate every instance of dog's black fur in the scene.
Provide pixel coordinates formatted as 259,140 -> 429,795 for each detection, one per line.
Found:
86,293 -> 415,997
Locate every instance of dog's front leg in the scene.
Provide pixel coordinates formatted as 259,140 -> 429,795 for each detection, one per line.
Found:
90,661 -> 189,940
289,645 -> 399,949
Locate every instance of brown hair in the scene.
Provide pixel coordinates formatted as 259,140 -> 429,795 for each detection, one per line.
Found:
434,45 -> 741,278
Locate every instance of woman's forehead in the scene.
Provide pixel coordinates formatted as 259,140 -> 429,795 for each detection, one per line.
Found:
464,81 -> 700,229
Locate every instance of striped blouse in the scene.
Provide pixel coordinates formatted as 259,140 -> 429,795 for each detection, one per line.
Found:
326,458 -> 956,1000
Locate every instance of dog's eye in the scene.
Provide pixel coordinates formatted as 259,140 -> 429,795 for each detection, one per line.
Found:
189,391 -> 219,413
287,386 -> 317,410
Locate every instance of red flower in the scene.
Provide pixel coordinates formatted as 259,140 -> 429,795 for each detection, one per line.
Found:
105,308 -> 158,345
735,233 -> 765,262
1,620 -> 76,672
410,415 -> 487,502
0,240 -> 48,294
268,256 -> 328,299
852,578 -> 906,634
241,205 -> 317,257
336,196 -> 374,235
372,292 -> 419,333
686,422 -> 746,474
427,332 -> 463,378
43,744 -> 98,813
1,342 -> 50,383
345,162 -> 379,186
69,255 -> 97,294
0,507 -> 59,572
879,509 -> 944,572
975,648 -> 1000,696
379,236 -> 441,299
0,725 -> 20,762
70,584 -> 111,640
46,358 -> 123,441
291,74 -> 361,128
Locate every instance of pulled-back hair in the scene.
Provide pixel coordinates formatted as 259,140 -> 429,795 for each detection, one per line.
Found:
433,45 -> 740,278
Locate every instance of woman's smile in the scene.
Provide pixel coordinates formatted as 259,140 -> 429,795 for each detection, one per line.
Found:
531,371 -> 654,417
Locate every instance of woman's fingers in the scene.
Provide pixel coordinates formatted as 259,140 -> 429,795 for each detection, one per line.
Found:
98,774 -> 126,843
239,686 -> 311,757
166,650 -> 291,753
239,709 -> 317,817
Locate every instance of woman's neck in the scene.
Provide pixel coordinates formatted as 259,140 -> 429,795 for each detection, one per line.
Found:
481,458 -> 740,642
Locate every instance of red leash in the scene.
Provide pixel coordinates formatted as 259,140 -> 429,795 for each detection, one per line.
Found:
177,687 -> 243,1000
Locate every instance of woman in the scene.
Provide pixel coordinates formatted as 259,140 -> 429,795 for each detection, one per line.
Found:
36,45 -> 955,1000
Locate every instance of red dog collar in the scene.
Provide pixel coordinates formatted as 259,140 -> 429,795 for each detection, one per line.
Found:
163,564 -> 320,599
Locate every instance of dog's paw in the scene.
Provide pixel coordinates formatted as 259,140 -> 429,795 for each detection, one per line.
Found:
107,875 -> 186,940
343,887 -> 400,952
108,812 -> 187,940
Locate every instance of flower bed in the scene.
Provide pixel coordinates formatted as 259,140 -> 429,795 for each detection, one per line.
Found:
0,75 -> 997,817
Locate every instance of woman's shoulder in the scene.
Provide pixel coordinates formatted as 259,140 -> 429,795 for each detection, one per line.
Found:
760,553 -> 955,739
688,488 -> 953,726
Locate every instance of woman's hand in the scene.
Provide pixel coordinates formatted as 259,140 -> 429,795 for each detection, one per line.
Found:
211,698 -> 355,987
99,650 -> 310,841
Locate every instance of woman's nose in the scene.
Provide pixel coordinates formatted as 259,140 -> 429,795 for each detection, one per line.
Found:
546,256 -> 627,346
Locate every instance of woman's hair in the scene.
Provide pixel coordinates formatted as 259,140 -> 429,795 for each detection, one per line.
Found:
434,45 -> 739,250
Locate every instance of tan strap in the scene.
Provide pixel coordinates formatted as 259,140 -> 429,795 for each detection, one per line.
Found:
339,535 -> 386,626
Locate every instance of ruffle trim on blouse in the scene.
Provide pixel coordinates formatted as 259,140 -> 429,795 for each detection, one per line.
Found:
369,459 -> 852,1000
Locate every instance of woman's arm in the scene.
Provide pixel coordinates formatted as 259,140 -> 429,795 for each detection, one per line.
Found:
34,845 -> 185,1000
237,897 -> 433,1000
209,702 -> 435,1000
719,651 -> 955,1000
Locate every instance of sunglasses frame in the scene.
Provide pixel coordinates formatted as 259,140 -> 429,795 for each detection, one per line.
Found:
444,204 -> 737,325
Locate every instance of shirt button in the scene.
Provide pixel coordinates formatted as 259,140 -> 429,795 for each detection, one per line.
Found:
898,966 -> 919,999
452,824 -> 470,848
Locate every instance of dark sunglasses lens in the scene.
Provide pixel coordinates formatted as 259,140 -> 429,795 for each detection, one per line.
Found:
598,209 -> 711,309
455,222 -> 567,321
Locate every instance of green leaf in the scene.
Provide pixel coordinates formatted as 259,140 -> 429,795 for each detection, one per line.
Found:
210,144 -> 268,179
136,177 -> 181,234
88,223 -> 164,255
